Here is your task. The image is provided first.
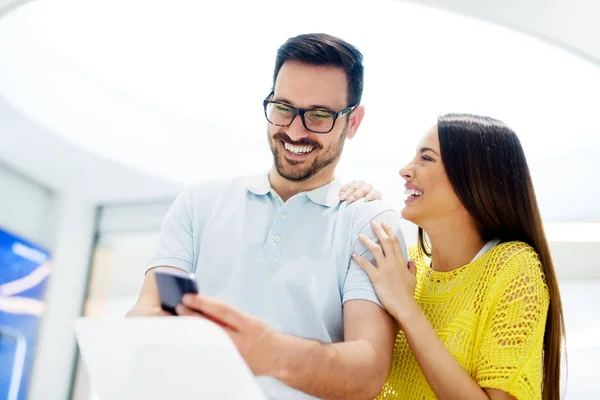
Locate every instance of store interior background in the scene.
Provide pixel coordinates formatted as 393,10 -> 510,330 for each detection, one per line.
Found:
1,0 -> 599,399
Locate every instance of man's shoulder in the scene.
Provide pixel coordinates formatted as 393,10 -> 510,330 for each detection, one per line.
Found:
176,175 -> 256,213
337,199 -> 402,230
339,198 -> 401,218
336,199 -> 408,257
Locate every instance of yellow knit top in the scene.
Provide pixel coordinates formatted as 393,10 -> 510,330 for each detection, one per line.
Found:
377,241 -> 550,400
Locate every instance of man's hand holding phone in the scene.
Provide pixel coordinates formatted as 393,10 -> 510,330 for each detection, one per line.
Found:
154,269 -> 199,314
151,268 -> 283,376
175,293 -> 283,377
126,268 -> 198,317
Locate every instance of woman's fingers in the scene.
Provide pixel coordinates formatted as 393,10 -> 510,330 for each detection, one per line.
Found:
370,221 -> 395,260
352,253 -> 378,278
380,221 -> 405,262
357,234 -> 386,268
339,181 -> 380,203
407,260 -> 417,277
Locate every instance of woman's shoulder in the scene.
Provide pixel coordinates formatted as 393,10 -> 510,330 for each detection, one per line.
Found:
408,241 -> 546,280
485,241 -> 549,300
487,241 -> 544,275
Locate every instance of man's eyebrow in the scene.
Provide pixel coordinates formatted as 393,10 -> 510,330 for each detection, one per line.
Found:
274,97 -> 335,111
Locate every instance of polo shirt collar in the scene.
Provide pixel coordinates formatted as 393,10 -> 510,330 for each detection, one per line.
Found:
246,172 -> 342,208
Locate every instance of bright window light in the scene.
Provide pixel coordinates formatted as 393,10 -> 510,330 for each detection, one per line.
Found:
544,222 -> 600,242
0,0 -> 599,221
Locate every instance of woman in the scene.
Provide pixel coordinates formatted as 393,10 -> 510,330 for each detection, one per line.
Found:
351,114 -> 565,400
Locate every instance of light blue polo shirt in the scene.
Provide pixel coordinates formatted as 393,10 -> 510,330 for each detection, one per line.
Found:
147,172 -> 407,399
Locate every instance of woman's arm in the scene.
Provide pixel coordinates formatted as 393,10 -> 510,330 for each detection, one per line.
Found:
353,221 -> 516,400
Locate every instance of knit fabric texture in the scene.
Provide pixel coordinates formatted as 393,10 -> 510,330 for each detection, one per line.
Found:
376,241 -> 550,400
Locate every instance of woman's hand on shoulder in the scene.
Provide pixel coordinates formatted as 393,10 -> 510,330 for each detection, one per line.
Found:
339,180 -> 382,203
352,220 -> 418,324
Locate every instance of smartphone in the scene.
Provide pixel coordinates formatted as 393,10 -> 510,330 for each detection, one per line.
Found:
154,269 -> 199,314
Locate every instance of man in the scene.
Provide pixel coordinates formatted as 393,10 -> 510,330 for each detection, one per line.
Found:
127,33 -> 407,400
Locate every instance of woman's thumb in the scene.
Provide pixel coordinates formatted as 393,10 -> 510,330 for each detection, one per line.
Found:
407,260 -> 417,276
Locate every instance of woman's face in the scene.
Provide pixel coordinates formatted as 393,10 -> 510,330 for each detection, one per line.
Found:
399,125 -> 466,227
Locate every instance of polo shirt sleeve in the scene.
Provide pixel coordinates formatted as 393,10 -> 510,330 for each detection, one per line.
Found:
343,207 -> 407,307
146,186 -> 196,274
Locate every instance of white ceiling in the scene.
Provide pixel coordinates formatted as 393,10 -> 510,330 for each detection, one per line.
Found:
0,96 -> 183,202
0,0 -> 599,221
406,0 -> 600,66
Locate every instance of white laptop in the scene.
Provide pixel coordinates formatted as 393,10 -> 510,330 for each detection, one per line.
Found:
74,316 -> 268,400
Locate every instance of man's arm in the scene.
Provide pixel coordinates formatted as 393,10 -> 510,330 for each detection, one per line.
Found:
127,186 -> 197,317
265,206 -> 406,398
177,295 -> 397,400
272,299 -> 397,400
126,266 -> 183,317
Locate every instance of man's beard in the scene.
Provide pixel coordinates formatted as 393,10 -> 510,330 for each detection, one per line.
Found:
269,125 -> 348,182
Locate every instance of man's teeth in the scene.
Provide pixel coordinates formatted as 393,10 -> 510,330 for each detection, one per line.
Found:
404,188 -> 423,197
284,142 -> 315,154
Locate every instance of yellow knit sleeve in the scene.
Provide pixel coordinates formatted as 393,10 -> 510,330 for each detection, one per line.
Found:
475,244 -> 550,400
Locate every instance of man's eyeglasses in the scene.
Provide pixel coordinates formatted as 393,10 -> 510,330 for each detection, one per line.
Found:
263,92 -> 357,134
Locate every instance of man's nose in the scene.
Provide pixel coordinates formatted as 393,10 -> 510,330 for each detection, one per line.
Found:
286,115 -> 310,142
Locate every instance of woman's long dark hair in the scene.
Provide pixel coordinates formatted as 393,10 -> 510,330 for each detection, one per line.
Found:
418,113 -> 565,400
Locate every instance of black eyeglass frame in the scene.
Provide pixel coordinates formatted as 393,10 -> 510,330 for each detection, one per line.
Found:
263,91 -> 357,134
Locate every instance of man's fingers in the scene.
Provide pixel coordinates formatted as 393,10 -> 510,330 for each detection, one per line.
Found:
175,304 -> 202,317
182,294 -> 245,329
175,304 -> 228,328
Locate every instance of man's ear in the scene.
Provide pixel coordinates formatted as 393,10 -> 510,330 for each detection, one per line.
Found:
345,105 -> 365,140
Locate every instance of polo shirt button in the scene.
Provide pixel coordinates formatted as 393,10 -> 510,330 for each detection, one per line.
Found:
273,235 -> 281,242
281,213 -> 287,220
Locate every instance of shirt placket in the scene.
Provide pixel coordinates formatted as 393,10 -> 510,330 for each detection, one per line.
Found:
262,191 -> 296,260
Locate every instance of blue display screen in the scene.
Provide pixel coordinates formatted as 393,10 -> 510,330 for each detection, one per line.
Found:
0,228 -> 50,400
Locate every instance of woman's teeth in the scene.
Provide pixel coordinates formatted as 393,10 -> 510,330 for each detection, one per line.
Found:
404,188 -> 423,197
